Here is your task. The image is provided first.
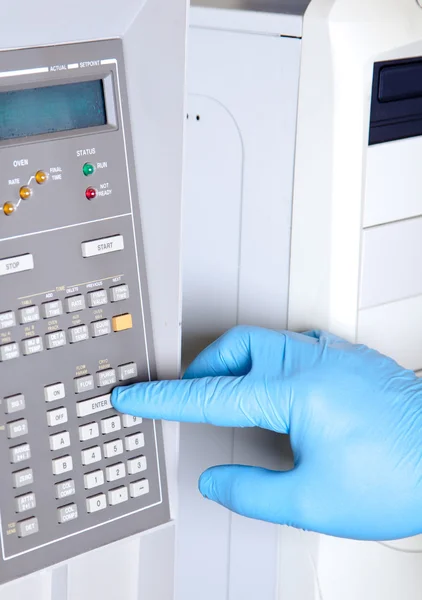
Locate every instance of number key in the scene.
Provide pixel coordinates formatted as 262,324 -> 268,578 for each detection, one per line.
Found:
106,462 -> 126,482
79,422 -> 100,442
84,470 -> 105,490
127,455 -> 147,475
101,416 -> 121,435
104,439 -> 124,459
86,493 -> 107,513
125,432 -> 145,452
122,415 -> 142,428
81,446 -> 102,466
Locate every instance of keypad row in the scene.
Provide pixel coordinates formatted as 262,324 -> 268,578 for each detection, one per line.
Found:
80,422 -> 144,446
9,415 -> 142,460
58,479 -> 150,522
87,479 -> 149,511
3,363 -> 137,417
52,454 -> 147,477
75,443 -> 143,471
16,479 -> 149,537
6,398 -> 140,444
13,468 -> 34,489
0,284 -> 129,330
0,314 -> 133,362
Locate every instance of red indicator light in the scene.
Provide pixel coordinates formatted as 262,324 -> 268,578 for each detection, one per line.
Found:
85,187 -> 97,200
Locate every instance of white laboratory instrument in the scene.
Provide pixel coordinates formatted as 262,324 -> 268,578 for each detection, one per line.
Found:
0,0 -> 187,599
2,0 -> 422,599
184,0 -> 422,599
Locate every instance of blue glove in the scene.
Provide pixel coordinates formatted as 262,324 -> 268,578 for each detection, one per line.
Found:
111,326 -> 422,541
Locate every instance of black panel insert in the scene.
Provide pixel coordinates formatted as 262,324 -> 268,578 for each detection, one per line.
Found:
369,56 -> 422,145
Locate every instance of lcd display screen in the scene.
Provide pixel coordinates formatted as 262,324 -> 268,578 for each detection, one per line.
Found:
0,79 -> 107,141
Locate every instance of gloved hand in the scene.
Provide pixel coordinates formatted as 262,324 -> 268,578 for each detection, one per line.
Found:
111,326 -> 422,541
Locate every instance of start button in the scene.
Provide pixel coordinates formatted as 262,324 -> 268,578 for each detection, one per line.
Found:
81,235 -> 124,258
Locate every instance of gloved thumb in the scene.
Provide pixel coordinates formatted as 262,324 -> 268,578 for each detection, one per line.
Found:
198,465 -> 303,527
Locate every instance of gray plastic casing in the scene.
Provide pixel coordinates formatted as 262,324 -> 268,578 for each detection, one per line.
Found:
0,39 -> 170,584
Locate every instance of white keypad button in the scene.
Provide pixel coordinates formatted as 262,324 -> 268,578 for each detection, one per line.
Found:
17,517 -> 38,538
65,295 -> 86,313
84,470 -> 105,490
10,443 -> 31,464
49,431 -> 71,451
15,492 -> 36,513
22,336 -> 43,356
110,284 -> 130,303
44,382 -> 65,403
19,305 -> 40,324
42,300 -> 63,319
76,394 -> 112,417
125,432 -> 145,452
122,414 -> 143,428
0,253 -> 34,277
81,446 -> 102,466
58,503 -> 78,523
106,462 -> 126,482
45,330 -> 66,349
86,493 -> 107,513
108,486 -> 128,506
127,455 -> 147,475
0,310 -> 16,329
0,342 -> 19,361
104,439 -> 124,459
130,479 -> 149,498
55,480 -> 76,500
96,368 -> 117,388
88,289 -> 108,307
79,422 -> 100,442
47,407 -> 68,427
52,455 -> 73,476
5,394 -> 25,414
118,362 -> 138,381
7,419 -> 28,439
68,325 -> 89,344
91,319 -> 111,338
101,416 -> 121,435
81,235 -> 124,258
13,468 -> 34,488
74,375 -> 95,394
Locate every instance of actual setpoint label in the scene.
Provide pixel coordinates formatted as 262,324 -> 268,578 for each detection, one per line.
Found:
0,254 -> 34,277
81,235 -> 124,258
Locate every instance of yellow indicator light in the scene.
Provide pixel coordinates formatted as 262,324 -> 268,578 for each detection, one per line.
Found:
35,170 -> 48,184
3,202 -> 15,216
19,187 -> 31,200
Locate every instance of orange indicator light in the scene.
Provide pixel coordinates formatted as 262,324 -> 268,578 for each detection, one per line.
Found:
35,170 -> 48,184
19,186 -> 31,200
3,202 -> 15,216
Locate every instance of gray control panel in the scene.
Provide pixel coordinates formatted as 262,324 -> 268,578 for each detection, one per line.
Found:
0,40 -> 169,584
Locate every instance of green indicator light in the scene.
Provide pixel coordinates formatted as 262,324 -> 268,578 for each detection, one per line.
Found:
83,163 -> 95,176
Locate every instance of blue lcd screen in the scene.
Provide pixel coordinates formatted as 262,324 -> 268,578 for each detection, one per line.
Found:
0,79 -> 107,141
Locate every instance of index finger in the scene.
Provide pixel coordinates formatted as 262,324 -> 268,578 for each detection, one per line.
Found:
111,376 -> 256,427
